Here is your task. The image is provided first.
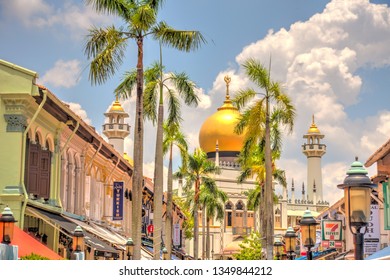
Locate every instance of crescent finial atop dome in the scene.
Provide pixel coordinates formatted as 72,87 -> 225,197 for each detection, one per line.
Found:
224,75 -> 231,101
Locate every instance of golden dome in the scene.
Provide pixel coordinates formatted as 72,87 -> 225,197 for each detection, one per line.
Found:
109,97 -> 124,113
123,152 -> 133,166
307,115 -> 320,134
199,76 -> 245,154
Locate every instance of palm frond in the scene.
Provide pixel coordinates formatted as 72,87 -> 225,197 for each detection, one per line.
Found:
85,26 -> 127,85
143,80 -> 159,124
153,21 -> 206,52
131,4 -> 157,32
114,69 -> 137,98
165,88 -> 182,125
85,0 -> 135,19
170,72 -> 199,106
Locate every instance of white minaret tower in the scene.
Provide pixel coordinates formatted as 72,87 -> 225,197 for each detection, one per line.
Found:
302,115 -> 326,202
102,97 -> 130,156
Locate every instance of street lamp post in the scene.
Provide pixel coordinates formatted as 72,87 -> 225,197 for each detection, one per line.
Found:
284,226 -> 297,260
299,209 -> 318,260
0,206 -> 17,244
337,157 -> 376,260
72,226 -> 85,260
125,238 -> 134,260
0,206 -> 18,260
273,236 -> 283,260
162,246 -> 168,260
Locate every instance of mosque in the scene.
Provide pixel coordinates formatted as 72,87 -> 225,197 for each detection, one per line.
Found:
183,76 -> 330,259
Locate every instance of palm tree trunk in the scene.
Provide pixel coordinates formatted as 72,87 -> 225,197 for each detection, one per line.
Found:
132,36 -> 144,260
264,95 -> 274,260
202,206 -> 206,259
153,103 -> 164,260
206,217 -> 210,259
165,144 -> 173,259
193,179 -> 200,259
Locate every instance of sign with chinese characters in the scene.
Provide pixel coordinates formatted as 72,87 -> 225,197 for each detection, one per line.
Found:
113,181 -> 124,221
364,204 -> 380,256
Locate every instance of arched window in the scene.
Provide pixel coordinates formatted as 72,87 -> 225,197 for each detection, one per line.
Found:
225,202 -> 233,227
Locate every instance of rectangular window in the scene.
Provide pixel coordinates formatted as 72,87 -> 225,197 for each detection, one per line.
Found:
25,139 -> 51,199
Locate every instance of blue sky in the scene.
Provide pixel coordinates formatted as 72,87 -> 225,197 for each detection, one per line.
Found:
1,0 -> 390,204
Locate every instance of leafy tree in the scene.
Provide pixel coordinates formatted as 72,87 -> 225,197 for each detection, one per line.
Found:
199,182 -> 227,259
116,60 -> 198,259
183,148 -> 220,259
163,121 -> 190,259
173,190 -> 194,240
85,0 -> 205,260
233,58 -> 295,259
233,231 -> 264,260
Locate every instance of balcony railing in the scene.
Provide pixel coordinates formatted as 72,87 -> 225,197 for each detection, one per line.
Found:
102,123 -> 130,132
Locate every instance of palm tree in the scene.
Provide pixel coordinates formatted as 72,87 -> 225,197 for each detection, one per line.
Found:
163,121 -> 189,259
233,58 -> 295,260
84,0 -> 205,260
116,60 -> 198,259
184,148 -> 220,259
237,126 -> 287,240
199,182 -> 227,259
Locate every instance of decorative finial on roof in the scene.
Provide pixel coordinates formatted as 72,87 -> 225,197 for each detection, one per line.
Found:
224,75 -> 231,101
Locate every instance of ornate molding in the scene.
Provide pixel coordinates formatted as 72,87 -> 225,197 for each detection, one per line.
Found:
2,96 -> 31,114
4,114 -> 27,132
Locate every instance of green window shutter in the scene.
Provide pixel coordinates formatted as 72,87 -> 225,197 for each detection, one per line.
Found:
383,181 -> 390,230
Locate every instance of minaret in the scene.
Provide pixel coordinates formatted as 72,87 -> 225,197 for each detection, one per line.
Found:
313,180 -> 317,205
302,182 -> 305,201
102,97 -> 130,156
291,179 -> 295,203
302,115 -> 326,202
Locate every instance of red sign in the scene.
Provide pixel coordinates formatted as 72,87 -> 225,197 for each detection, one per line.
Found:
147,224 -> 154,233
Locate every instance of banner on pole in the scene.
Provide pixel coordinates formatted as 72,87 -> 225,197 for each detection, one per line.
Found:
113,181 -> 124,221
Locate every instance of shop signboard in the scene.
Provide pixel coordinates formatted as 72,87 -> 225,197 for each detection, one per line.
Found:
113,181 -> 124,220
364,204 -> 380,256
173,224 -> 181,246
321,220 -> 342,241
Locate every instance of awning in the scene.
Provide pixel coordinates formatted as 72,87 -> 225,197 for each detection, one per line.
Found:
287,210 -> 320,217
365,246 -> 390,260
11,226 -> 63,260
65,216 -> 153,260
26,206 -> 119,256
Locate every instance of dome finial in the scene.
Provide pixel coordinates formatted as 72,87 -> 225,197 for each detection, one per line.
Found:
312,114 -> 315,125
224,75 -> 231,100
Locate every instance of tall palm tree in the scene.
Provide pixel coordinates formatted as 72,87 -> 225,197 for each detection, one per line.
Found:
199,182 -> 227,259
237,122 -> 287,240
84,0 -> 205,260
163,121 -> 189,259
233,58 -> 295,260
184,148 -> 220,259
116,60 -> 198,259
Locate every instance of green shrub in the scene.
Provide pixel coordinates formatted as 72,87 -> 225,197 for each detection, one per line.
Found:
20,253 -> 50,260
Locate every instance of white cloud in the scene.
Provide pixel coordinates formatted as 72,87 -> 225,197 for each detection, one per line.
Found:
0,0 -> 113,39
65,102 -> 92,125
39,59 -> 81,88
229,0 -> 390,205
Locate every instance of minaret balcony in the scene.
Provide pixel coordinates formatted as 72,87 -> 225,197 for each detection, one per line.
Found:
302,143 -> 326,151
102,123 -> 130,132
